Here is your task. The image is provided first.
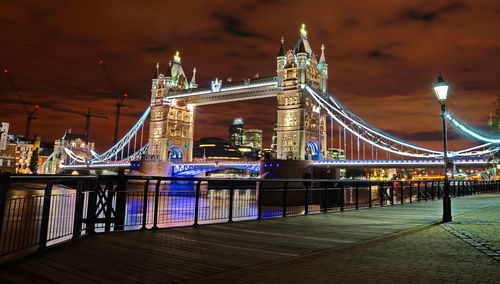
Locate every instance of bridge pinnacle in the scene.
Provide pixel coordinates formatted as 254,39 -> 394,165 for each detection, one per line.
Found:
300,23 -> 307,37
173,51 -> 181,62
191,67 -> 197,85
320,44 -> 326,63
278,37 -> 285,57
153,62 -> 159,79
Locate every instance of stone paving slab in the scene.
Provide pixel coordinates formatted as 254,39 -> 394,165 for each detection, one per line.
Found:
188,224 -> 500,284
1,193 -> 499,283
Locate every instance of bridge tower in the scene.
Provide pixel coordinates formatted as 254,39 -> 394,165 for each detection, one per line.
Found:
276,24 -> 328,160
148,52 -> 196,162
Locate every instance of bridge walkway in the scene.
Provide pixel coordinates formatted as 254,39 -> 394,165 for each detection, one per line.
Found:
1,193 -> 499,283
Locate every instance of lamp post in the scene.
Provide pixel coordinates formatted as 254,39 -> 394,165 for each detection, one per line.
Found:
433,73 -> 452,222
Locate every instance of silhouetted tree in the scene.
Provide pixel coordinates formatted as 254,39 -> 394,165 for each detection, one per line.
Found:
29,147 -> 39,174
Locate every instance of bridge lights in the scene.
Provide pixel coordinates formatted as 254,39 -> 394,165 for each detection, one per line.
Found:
434,72 -> 452,223
187,104 -> 195,112
170,99 -> 177,107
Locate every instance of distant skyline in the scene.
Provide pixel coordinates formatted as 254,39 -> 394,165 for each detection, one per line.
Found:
1,0 -> 499,152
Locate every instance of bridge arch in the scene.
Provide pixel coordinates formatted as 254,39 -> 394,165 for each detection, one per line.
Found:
306,141 -> 321,160
168,146 -> 184,162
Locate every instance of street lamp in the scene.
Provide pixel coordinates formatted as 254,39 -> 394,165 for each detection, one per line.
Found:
433,73 -> 452,222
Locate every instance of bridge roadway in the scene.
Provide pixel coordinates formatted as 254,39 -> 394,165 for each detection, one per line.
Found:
1,193 -> 499,283
165,76 -> 278,106
61,158 -> 492,171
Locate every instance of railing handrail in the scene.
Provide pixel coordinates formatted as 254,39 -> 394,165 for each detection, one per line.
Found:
7,174 -> 490,184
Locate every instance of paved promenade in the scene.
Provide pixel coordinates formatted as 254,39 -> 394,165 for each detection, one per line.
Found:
1,193 -> 499,283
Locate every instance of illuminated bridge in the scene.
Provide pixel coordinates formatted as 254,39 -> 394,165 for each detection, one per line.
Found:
60,158 -> 494,177
49,24 -> 499,177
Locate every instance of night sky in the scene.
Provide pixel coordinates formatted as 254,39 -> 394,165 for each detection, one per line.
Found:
1,0 -> 499,153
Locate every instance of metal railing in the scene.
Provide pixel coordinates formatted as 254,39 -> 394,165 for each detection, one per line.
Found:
0,173 -> 498,263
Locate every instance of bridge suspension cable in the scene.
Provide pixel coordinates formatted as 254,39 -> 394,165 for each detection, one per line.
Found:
63,107 -> 150,165
305,86 -> 498,158
445,113 -> 500,144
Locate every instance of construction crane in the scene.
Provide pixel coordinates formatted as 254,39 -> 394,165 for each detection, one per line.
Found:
26,103 -> 108,142
98,60 -> 128,144
2,67 -> 108,141
2,68 -> 40,139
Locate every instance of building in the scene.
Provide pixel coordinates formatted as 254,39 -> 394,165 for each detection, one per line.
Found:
45,130 -> 95,174
245,129 -> 263,149
326,148 -> 346,160
36,141 -> 55,174
228,118 -> 263,161
0,122 -> 36,174
192,137 -> 244,161
326,148 -> 346,178
229,118 -> 245,147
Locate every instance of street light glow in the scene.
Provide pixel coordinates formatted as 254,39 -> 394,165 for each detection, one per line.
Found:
433,73 -> 449,102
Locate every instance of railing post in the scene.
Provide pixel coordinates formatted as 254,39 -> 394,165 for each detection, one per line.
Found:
304,182 -> 309,215
390,182 -> 394,205
437,181 -> 441,199
104,179 -> 114,232
193,180 -> 201,226
38,181 -> 54,251
323,184 -> 328,213
340,183 -> 345,211
114,171 -> 127,231
0,173 -> 10,241
257,181 -> 264,220
282,182 -> 288,217
400,181 -> 404,204
141,179 -> 150,230
355,184 -> 359,209
379,183 -> 384,207
368,183 -> 372,208
72,179 -> 86,240
432,181 -> 436,199
86,180 -> 98,234
152,180 -> 161,230
228,181 -> 235,223
409,182 -> 412,203
417,181 -> 421,202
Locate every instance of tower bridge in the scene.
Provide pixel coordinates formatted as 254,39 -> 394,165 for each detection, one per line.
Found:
147,24 -> 329,163
52,24 -> 499,177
